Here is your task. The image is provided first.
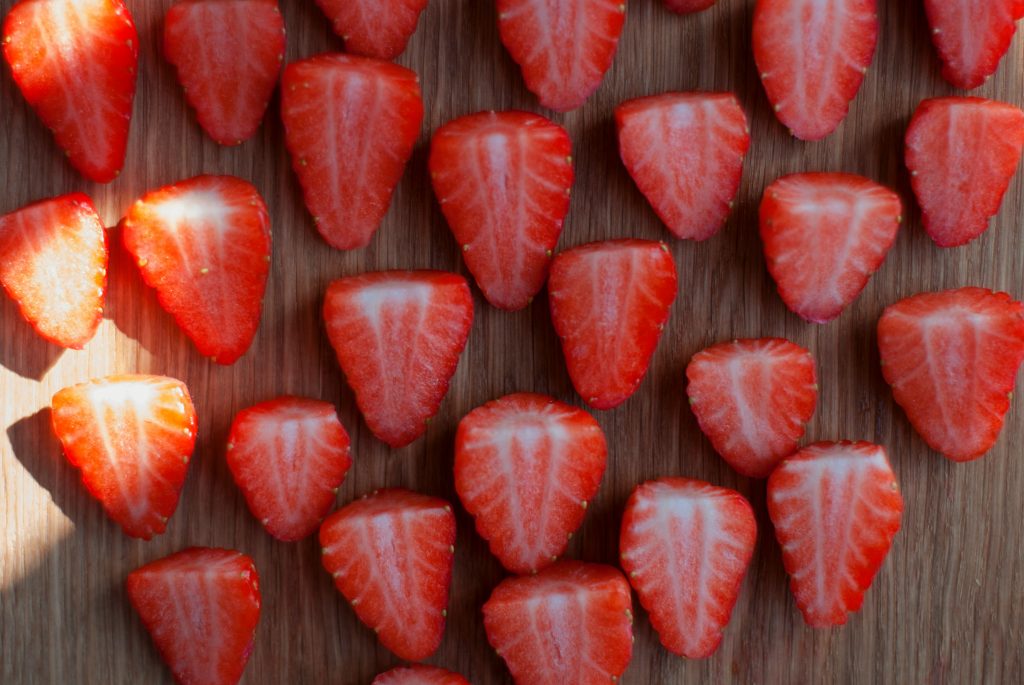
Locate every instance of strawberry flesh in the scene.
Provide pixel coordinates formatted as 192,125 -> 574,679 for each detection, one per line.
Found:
924,0 -> 1024,90
373,665 -> 470,685
315,0 -> 428,60
664,0 -> 717,11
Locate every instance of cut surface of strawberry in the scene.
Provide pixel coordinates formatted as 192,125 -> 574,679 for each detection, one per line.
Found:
372,665 -> 470,685
664,0 -> 716,11
924,0 -> 1024,90
314,0 -> 428,60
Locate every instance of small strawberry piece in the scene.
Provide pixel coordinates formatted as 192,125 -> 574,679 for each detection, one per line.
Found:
226,396 -> 352,541
320,488 -> 456,662
616,92 -> 749,241
924,0 -> 1024,90
878,288 -> 1024,461
686,338 -> 818,478
0,193 -> 107,349
620,478 -> 756,658
127,547 -> 261,685
315,0 -> 428,60
767,441 -> 903,627
2,0 -> 138,182
664,0 -> 716,14
905,97 -> 1024,247
51,375 -> 197,539
483,561 -> 633,684
548,239 -> 677,410
323,271 -> 473,448
122,175 -> 272,365
373,665 -> 470,685
455,393 -> 607,574
281,54 -> 423,250
429,111 -> 573,310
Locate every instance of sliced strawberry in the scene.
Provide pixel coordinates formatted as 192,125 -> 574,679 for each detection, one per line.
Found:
50,375 -> 197,539
373,665 -> 470,685
429,111 -> 573,310
122,175 -> 272,365
905,97 -> 1024,247
323,270 -> 473,448
320,488 -> 455,662
281,54 -> 423,250
2,0 -> 138,182
878,287 -> 1024,461
924,0 -> 1024,90
548,239 -> 677,410
454,393 -> 607,574
767,441 -> 903,627
615,92 -> 749,241
664,0 -> 716,12
620,478 -> 756,658
314,0 -> 428,60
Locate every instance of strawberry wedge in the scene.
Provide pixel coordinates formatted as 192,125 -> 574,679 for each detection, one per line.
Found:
924,0 -> 1024,90
314,0 -> 428,60
373,665 -> 470,685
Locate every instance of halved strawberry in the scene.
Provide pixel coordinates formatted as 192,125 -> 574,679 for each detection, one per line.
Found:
373,665 -> 470,685
620,478 -> 756,658
686,338 -> 818,478
429,110 -> 573,310
122,175 -> 272,365
2,0 -> 138,182
127,547 -> 261,685
767,441 -> 903,627
905,97 -> 1024,247
323,270 -> 473,448
924,0 -> 1024,90
664,0 -> 716,12
314,0 -> 428,60
483,561 -> 633,684
281,54 -> 423,250
878,287 -> 1024,461
616,92 -> 749,241
320,488 -> 455,662
454,393 -> 607,574
548,239 -> 677,410
0,193 -> 107,349
51,375 -> 197,539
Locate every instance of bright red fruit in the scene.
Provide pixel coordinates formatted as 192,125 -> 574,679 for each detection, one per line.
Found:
314,0 -> 428,60
664,0 -> 716,12
373,665 -> 470,685
924,0 -> 1024,90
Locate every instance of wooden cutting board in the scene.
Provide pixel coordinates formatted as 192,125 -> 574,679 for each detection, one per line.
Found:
2,1 -> 1022,683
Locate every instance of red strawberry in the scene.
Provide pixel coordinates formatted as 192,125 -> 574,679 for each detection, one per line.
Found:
924,0 -> 1024,90
320,488 -> 456,662
759,173 -> 901,324
226,396 -> 352,541
483,561 -> 633,684
2,0 -> 137,182
664,0 -> 717,14
281,54 -> 423,250
314,0 -> 428,60
164,0 -> 286,145
323,270 -> 473,448
127,547 -> 261,685
877,288 -> 1024,461
686,338 -> 818,478
454,393 -> 607,574
496,0 -> 627,112
767,441 -> 903,627
905,97 -> 1024,247
548,239 -> 677,410
429,111 -> 573,310
50,375 -> 197,539
373,665 -> 470,685
619,478 -> 756,658
122,175 -> 272,365
0,193 -> 107,349
752,0 -> 878,140
615,92 -> 749,241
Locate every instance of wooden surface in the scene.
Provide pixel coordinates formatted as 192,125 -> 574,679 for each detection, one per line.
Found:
2,1 -> 1023,683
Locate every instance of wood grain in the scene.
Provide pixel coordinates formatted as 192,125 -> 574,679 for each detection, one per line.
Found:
2,1 -> 1023,683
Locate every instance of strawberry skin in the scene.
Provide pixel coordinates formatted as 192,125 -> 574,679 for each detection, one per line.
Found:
664,0 -> 716,12
315,0 -> 428,60
373,665 -> 470,685
429,110 -> 573,310
924,0 -> 1024,90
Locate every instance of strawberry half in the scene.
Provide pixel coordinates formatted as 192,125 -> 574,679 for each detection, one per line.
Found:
122,175 -> 272,365
924,0 -> 1024,90
373,665 -> 470,685
226,396 -> 352,541
483,561 -> 634,684
320,488 -> 456,662
2,0 -> 138,182
664,0 -> 716,12
454,393 -> 607,574
281,54 -> 423,250
429,110 -> 573,310
620,478 -> 756,658
616,92 -> 750,241
877,287 -> 1024,462
0,193 -> 107,349
548,239 -> 678,410
51,375 -> 197,539
314,0 -> 428,60
323,270 -> 473,448
752,0 -> 878,140
759,172 -> 902,324
127,547 -> 261,685
164,0 -> 286,145
686,338 -> 818,478
767,441 -> 903,627
905,97 -> 1024,247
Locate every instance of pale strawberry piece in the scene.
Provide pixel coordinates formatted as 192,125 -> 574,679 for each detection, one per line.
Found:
315,0 -> 428,60
924,0 -> 1024,90
373,665 -> 470,685
664,0 -> 716,12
